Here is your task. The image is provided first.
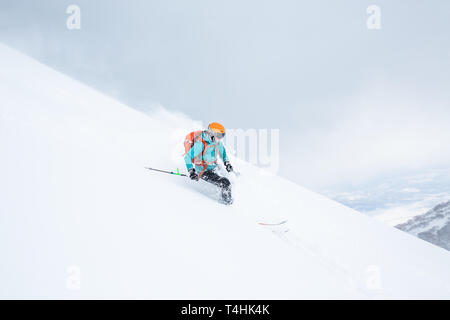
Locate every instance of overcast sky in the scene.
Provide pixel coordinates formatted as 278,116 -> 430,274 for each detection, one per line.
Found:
1,0 -> 450,191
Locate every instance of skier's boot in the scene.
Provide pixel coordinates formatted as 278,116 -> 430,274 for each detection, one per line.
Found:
200,170 -> 233,204
221,186 -> 233,205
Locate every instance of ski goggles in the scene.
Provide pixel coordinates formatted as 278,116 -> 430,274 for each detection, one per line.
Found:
208,129 -> 225,140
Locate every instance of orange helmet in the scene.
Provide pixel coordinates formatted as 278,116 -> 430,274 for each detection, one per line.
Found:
207,122 -> 226,139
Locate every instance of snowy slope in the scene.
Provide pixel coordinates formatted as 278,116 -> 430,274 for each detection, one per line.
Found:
1,43 -> 450,299
397,201 -> 450,251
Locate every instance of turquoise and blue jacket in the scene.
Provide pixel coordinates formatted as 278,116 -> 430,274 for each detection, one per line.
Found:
184,131 -> 229,173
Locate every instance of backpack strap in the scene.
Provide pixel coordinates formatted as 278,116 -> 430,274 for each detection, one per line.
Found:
191,131 -> 207,158
195,132 -> 216,177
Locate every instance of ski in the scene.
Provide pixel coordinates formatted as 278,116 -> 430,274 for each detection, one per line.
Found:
258,220 -> 288,226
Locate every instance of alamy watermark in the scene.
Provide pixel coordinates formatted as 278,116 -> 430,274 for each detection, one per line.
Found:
365,265 -> 382,290
172,128 -> 280,174
367,5 -> 381,30
66,5 -> 81,30
224,129 -> 279,174
66,265 -> 81,290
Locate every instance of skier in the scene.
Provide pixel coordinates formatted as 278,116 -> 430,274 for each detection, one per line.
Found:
184,122 -> 234,204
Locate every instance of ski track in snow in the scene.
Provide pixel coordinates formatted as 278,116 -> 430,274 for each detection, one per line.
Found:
260,222 -> 376,299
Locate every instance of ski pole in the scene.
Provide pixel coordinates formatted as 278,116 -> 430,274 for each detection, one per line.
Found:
144,167 -> 187,177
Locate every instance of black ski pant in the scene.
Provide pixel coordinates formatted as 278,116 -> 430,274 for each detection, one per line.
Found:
201,170 -> 231,191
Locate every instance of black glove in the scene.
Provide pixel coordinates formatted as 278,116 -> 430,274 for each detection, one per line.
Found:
189,169 -> 199,181
224,161 -> 233,172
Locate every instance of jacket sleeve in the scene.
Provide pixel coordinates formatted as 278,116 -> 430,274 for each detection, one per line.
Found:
184,141 -> 204,171
219,141 -> 229,163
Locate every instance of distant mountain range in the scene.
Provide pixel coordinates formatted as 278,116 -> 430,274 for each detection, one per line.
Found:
396,200 -> 450,251
324,168 -> 450,225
